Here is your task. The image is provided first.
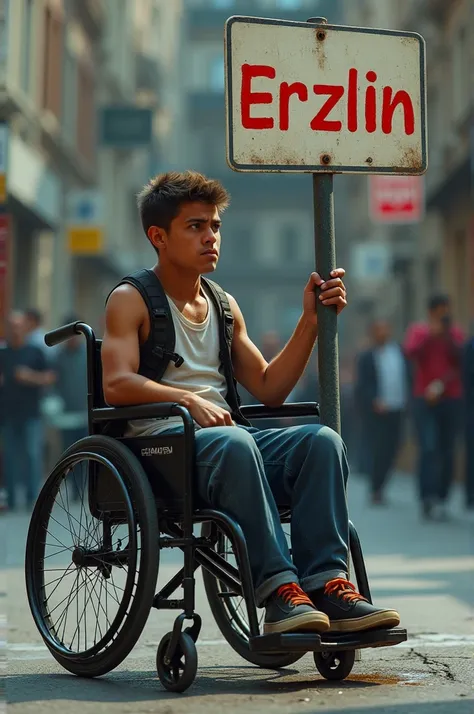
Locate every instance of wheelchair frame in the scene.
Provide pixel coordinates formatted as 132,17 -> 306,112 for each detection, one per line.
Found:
29,320 -> 407,691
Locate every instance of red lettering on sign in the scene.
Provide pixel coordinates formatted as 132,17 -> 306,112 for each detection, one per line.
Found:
382,87 -> 415,135
347,68 -> 358,133
365,71 -> 377,133
279,82 -> 308,131
239,65 -> 416,136
241,64 -> 275,130
310,85 -> 344,132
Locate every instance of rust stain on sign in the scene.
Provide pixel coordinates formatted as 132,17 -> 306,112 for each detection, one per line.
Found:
400,146 -> 423,170
313,27 -> 327,71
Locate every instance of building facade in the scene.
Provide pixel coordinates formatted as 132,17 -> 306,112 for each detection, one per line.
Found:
341,0 -> 474,344
1,0 -> 181,336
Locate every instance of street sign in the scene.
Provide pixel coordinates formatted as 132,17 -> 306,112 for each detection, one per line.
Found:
369,175 -> 424,224
99,106 -> 153,148
67,190 -> 104,254
352,241 -> 391,282
225,16 -> 427,174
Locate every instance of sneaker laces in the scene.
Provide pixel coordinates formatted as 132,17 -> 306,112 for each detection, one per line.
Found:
324,577 -> 368,604
276,583 -> 314,607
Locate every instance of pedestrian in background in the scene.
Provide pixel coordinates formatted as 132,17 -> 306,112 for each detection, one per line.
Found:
356,320 -> 409,505
404,295 -> 465,520
463,328 -> 474,510
0,311 -> 55,510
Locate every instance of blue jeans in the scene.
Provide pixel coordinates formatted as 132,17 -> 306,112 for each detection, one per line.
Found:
2,418 -> 44,509
160,423 -> 349,606
412,398 -> 461,503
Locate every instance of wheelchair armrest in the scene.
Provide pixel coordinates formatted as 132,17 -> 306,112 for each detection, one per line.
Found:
92,402 -> 194,427
240,402 -> 320,419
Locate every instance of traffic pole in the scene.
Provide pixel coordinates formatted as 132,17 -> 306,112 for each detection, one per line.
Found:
308,17 -> 341,435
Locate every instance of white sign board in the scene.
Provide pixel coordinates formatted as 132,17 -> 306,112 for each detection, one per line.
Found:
352,242 -> 391,282
225,17 -> 427,174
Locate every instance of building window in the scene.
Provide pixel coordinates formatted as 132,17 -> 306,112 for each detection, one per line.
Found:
21,0 -> 34,93
42,7 -> 63,119
77,60 -> 95,163
62,48 -> 77,146
280,225 -> 298,262
209,56 -> 224,92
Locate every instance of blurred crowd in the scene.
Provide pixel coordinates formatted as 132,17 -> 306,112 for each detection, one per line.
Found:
1,292 -> 473,521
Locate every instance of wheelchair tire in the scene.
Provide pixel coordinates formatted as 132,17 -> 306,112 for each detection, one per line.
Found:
25,435 -> 159,677
201,522 -> 303,669
314,650 -> 355,680
156,632 -> 198,693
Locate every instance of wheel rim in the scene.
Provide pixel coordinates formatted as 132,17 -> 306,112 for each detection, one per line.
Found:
26,452 -> 142,660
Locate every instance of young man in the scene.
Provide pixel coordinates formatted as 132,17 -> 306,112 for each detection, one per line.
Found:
102,171 -> 400,635
404,295 -> 465,520
356,320 -> 409,505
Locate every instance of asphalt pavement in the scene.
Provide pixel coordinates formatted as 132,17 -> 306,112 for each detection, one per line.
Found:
2,470 -> 474,714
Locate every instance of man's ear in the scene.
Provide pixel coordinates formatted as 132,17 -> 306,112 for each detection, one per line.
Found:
147,225 -> 166,252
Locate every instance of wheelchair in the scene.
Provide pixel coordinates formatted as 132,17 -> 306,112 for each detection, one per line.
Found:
25,322 -> 407,693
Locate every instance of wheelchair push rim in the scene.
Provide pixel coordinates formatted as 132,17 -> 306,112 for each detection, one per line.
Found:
25,446 -> 150,662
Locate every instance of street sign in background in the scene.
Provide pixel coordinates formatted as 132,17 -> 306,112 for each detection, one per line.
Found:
352,241 -> 391,283
225,16 -> 427,174
66,190 -> 104,254
369,175 -> 425,224
99,106 -> 153,148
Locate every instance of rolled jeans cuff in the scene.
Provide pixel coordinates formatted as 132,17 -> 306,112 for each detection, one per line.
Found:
255,571 -> 298,608
300,569 -> 348,594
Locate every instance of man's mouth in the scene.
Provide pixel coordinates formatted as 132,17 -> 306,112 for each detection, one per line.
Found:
202,250 -> 218,257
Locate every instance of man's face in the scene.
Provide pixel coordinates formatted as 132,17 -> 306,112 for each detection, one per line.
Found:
151,202 -> 222,274
372,320 -> 391,345
8,312 -> 27,346
431,303 -> 450,322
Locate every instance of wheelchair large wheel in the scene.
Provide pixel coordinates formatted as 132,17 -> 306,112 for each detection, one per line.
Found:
25,435 -> 159,677
201,522 -> 303,669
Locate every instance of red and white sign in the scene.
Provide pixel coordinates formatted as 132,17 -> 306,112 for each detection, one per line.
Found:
225,16 -> 427,174
369,175 -> 424,224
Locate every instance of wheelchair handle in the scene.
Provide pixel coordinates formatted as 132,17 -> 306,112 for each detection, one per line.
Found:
45,321 -> 94,347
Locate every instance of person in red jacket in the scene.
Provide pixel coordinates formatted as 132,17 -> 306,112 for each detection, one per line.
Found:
404,294 -> 465,520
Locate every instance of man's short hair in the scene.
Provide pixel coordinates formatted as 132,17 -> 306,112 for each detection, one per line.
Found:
25,308 -> 42,326
137,170 -> 230,235
427,294 -> 450,312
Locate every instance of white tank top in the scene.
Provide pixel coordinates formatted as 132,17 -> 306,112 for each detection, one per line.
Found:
126,290 -> 231,437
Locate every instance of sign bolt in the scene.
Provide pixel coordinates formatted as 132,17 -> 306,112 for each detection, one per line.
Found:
321,154 -> 331,165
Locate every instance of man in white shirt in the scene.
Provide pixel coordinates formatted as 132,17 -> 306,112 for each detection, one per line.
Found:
356,320 -> 409,505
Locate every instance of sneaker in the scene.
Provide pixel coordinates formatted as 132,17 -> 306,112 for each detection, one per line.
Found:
310,578 -> 401,633
264,583 -> 330,634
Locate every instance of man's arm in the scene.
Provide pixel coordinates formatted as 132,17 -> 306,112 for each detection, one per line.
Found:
101,285 -> 234,426
102,285 -> 193,406
228,294 -> 317,408
14,348 -> 55,386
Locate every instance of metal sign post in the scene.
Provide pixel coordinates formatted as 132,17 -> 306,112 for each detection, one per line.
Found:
225,14 -> 427,434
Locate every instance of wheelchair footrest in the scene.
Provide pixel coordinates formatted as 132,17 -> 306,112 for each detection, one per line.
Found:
249,627 -> 407,653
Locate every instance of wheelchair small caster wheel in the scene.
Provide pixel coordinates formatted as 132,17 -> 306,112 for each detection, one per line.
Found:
156,631 -> 198,693
314,650 -> 355,680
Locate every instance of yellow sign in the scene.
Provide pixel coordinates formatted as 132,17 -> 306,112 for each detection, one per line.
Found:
68,226 -> 104,254
0,174 -> 6,204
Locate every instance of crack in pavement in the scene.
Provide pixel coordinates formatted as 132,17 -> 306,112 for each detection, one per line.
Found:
409,648 -> 457,682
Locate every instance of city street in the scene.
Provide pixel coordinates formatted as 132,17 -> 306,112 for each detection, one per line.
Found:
3,471 -> 474,714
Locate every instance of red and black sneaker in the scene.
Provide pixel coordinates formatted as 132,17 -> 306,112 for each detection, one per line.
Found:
264,583 -> 330,634
310,578 -> 401,633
